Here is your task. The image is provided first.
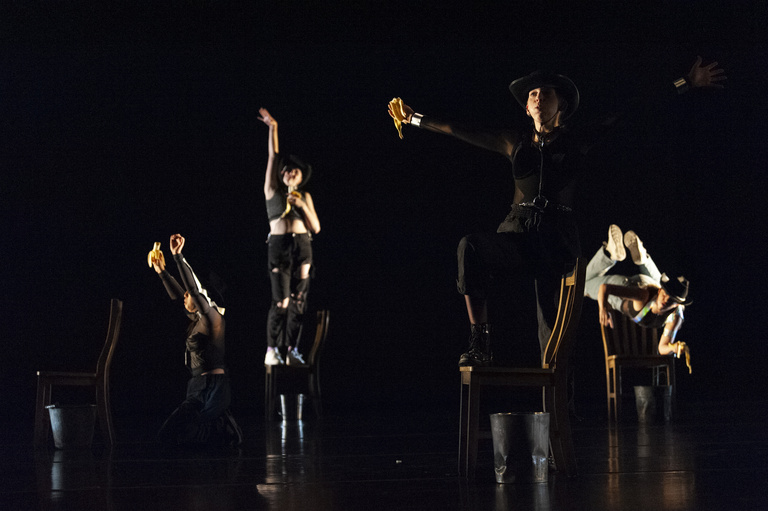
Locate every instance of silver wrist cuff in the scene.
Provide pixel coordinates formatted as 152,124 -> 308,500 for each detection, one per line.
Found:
410,113 -> 423,127
674,77 -> 689,94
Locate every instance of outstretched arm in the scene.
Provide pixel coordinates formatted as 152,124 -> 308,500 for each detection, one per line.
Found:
259,108 -> 280,199
170,234 -> 220,322
577,56 -> 727,154
150,242 -> 184,299
388,98 -> 519,158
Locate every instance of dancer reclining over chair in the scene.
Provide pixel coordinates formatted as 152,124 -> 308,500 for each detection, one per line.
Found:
584,225 -> 692,362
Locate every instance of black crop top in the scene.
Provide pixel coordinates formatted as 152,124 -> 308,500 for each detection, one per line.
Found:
266,190 -> 303,222
266,155 -> 304,221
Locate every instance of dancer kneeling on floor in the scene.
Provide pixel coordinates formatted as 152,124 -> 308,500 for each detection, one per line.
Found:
152,234 -> 243,447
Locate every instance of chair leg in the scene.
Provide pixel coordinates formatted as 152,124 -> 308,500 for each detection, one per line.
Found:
668,363 -> 677,418
606,364 -> 615,422
34,377 -> 52,448
310,373 -> 322,418
458,381 -> 468,476
465,376 -> 481,480
615,366 -> 623,421
545,381 -> 577,477
265,369 -> 274,421
555,382 -> 577,477
96,380 -> 115,445
610,364 -> 619,422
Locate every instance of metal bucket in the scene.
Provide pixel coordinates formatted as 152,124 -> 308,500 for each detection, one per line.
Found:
46,404 -> 97,449
634,385 -> 672,423
490,412 -> 550,483
279,394 -> 305,421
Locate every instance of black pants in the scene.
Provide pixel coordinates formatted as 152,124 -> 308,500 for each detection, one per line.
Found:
158,373 -> 233,446
267,233 -> 312,349
456,215 -> 580,354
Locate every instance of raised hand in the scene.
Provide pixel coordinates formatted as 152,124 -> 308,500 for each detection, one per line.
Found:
259,107 -> 277,127
169,234 -> 185,255
687,56 -> 727,89
148,242 -> 166,273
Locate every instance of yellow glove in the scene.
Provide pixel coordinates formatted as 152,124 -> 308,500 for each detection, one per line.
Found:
674,342 -> 692,374
147,242 -> 165,268
388,97 -> 407,139
280,189 -> 302,219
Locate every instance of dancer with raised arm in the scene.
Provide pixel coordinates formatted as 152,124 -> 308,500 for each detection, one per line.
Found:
260,108 -> 321,366
151,234 -> 243,447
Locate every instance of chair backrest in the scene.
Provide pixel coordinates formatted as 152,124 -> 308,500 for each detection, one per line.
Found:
601,310 -> 661,358
541,258 -> 586,370
95,299 -> 124,378
307,310 -> 330,368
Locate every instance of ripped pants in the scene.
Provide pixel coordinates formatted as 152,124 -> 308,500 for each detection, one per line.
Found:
267,233 -> 312,350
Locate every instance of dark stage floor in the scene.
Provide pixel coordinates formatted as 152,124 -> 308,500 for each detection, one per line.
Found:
2,398 -> 766,511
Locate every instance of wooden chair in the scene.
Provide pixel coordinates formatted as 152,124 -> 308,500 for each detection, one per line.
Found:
600,310 -> 676,422
459,259 -> 586,480
265,310 -> 330,421
34,298 -> 124,447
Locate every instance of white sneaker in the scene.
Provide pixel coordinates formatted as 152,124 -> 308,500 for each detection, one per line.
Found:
264,348 -> 284,366
624,230 -> 647,265
286,348 -> 306,366
605,224 -> 626,261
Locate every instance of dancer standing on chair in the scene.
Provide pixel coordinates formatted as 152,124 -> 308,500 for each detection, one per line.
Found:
152,234 -> 243,447
388,57 -> 723,366
259,108 -> 321,366
585,225 -> 691,358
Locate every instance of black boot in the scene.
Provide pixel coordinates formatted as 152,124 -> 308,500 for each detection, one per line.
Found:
458,323 -> 493,367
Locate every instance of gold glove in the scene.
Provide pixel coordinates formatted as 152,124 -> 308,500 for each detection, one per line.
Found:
675,342 -> 692,374
389,97 -> 407,139
147,242 -> 165,268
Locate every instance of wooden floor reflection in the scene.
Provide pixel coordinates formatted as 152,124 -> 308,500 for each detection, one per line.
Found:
2,399 -> 766,510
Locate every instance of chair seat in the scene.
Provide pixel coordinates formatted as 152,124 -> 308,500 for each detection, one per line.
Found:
460,366 -> 557,385
606,355 -> 673,365
37,371 -> 97,380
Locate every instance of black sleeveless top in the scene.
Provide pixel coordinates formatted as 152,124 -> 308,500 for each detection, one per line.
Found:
266,190 -> 302,221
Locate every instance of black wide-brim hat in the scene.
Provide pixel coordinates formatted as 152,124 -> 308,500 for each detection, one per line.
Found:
660,273 -> 692,306
281,154 -> 312,186
509,71 -> 580,120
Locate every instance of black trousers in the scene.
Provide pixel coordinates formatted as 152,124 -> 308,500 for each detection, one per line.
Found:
456,214 -> 580,354
267,233 -> 313,349
158,373 -> 232,445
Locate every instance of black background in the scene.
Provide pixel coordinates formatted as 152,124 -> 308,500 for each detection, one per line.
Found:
2,2 -> 766,433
